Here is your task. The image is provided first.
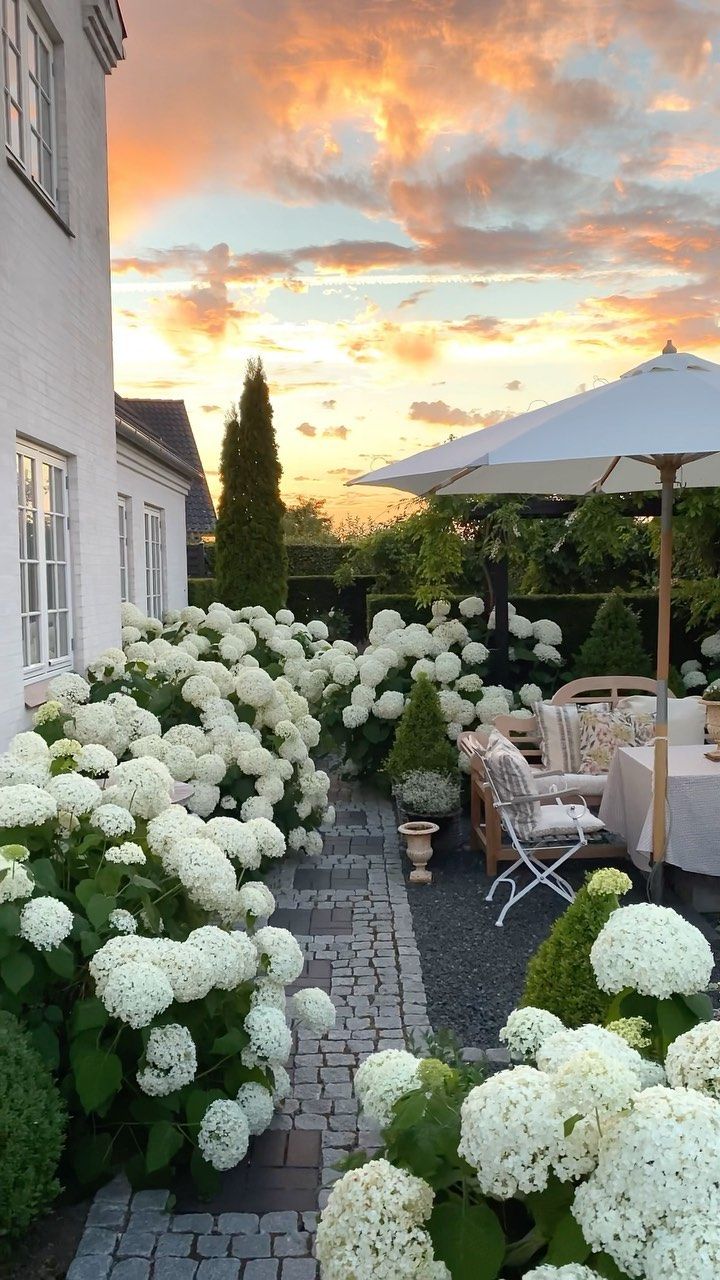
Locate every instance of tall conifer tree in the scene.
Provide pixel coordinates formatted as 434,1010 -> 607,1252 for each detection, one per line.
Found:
215,358 -> 288,610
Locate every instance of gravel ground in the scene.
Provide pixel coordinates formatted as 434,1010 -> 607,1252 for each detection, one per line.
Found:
404,816 -> 719,1048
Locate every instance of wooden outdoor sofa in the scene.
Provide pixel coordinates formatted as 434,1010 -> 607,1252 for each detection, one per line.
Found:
458,676 -> 669,878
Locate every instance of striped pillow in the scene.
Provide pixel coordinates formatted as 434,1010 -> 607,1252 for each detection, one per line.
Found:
484,729 -> 540,839
536,701 -> 610,773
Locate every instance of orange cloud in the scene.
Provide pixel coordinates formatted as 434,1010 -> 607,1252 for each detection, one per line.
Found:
409,400 -> 509,428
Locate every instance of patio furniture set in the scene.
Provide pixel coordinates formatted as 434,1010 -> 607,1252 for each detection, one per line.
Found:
459,677 -> 714,924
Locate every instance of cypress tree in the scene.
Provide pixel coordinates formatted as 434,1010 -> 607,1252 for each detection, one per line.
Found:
573,591 -> 652,679
215,358 -> 288,611
386,673 -> 458,782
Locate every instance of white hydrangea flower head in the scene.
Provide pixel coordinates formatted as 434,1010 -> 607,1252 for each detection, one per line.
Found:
553,1048 -> 639,1121
499,1008 -> 565,1062
236,1082 -> 274,1135
238,881 -> 275,920
137,1023 -> 197,1096
48,672 -> 91,707
205,816 -> 261,869
240,795 -> 274,822
101,960 -> 174,1028
459,596 -> 484,618
519,682 -> 543,708
665,1022 -> 720,1097
246,817 -> 286,861
187,925 -> 257,989
19,895 -> 73,950
372,690 -> 405,720
104,757 -> 174,820
586,867 -> 632,898
253,926 -> 304,983
534,642 -> 563,666
434,652 -> 462,684
524,1268 -> 602,1279
292,987 -> 336,1035
105,840 -> 146,866
354,1050 -> 422,1127
460,641 -> 489,666
0,784 -> 57,828
185,781 -> 221,818
109,908 -> 137,934
509,613 -> 534,639
48,737 -> 83,762
0,852 -> 33,903
244,1006 -> 292,1063
343,704 -> 369,729
533,618 -> 563,646
476,693 -> 511,724
316,1158 -> 448,1280
93,804 -> 136,839
198,1099 -> 250,1170
643,1216 -> 720,1280
272,1063 -> 291,1100
537,1024 -> 664,1090
701,632 -> 720,660
590,903 -> 713,998
684,669 -> 708,688
458,1067 -> 564,1196
46,773 -> 102,817
76,744 -> 117,777
0,755 -> 49,788
605,1017 -> 652,1052
456,673 -> 483,693
573,1085 -> 720,1277
236,667 -> 276,708
10,731 -> 51,762
33,700 -> 65,727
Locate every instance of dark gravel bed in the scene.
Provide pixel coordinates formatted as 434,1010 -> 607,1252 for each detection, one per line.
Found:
404,818 -> 720,1048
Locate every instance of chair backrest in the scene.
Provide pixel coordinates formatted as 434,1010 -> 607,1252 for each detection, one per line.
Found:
489,675 -> 672,766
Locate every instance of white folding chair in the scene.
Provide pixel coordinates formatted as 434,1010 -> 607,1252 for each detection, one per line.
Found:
481,754 -> 598,927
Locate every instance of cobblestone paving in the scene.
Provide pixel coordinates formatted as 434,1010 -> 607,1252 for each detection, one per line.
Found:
68,784 -> 430,1279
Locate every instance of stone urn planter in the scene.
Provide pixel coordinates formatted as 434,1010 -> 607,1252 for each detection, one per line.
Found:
396,805 -> 461,857
703,697 -> 720,761
398,819 -> 439,884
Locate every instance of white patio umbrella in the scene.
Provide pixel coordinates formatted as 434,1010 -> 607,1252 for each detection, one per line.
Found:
350,345 -> 720,877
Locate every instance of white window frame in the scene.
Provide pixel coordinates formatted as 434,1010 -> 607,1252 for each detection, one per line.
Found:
1,0 -> 56,204
17,440 -> 73,680
118,495 -> 131,603
144,505 -> 165,619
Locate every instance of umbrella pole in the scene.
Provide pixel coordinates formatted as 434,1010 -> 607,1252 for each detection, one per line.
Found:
649,462 -> 676,901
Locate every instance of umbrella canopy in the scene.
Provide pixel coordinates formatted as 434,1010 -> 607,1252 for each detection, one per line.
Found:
351,350 -> 720,497
350,346 -> 720,887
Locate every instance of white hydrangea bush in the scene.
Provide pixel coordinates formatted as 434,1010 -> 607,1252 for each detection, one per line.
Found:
0,718 -> 335,1194
318,901 -> 720,1279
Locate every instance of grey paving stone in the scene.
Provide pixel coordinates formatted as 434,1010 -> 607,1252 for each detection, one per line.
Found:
281,1261 -> 319,1280
153,1262 -> 199,1280
87,1203 -> 127,1230
126,1211 -> 169,1233
155,1234 -> 194,1256
67,1259 -> 113,1280
116,1232 -> 156,1258
197,1235 -> 230,1257
95,1175 -> 132,1205
109,1262 -> 151,1280
171,1213 -> 215,1233
231,1233 -> 271,1258
77,1228 -> 118,1255
273,1232 -> 311,1257
244,1263 -> 279,1280
131,1189 -> 170,1211
196,1261 -> 243,1279
218,1212 -> 260,1234
260,1212 -> 299,1233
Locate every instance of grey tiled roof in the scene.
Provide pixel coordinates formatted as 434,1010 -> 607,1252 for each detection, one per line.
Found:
116,396 -> 216,534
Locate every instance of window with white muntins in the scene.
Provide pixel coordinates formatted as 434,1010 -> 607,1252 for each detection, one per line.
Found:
118,495 -> 131,602
144,506 -> 164,619
1,0 -> 56,202
17,443 -> 72,677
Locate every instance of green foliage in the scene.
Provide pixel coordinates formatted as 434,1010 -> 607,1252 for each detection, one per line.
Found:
188,578 -> 218,611
386,674 -> 458,783
283,497 -> 339,544
367,593 -> 466,633
286,543 -> 352,575
573,591 -> 653,680
215,359 -> 288,611
286,575 -> 374,639
0,1011 -> 66,1241
521,879 -> 621,1028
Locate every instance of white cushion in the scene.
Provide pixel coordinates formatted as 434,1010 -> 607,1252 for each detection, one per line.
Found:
533,803 -> 605,837
618,696 -> 706,747
535,700 -> 611,772
484,729 -> 540,839
533,771 -> 607,797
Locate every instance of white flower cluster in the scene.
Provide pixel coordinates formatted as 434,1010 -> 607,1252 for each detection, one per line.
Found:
458,1067 -> 565,1196
316,1158 -> 449,1280
354,1049 -> 422,1127
137,1023 -> 197,1095
499,1007 -> 564,1061
665,1021 -> 720,1098
590,903 -> 714,998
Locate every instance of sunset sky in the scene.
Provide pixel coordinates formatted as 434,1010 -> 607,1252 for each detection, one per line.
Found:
108,0 -> 720,524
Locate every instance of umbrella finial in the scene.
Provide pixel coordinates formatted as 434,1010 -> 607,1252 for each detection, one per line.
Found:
662,338 -> 677,354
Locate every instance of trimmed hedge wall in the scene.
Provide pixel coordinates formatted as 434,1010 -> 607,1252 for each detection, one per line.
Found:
285,543 -> 353,576
365,591 -> 704,666
188,575 -> 374,640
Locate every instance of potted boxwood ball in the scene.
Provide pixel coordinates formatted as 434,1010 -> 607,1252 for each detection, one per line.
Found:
395,769 -> 462,859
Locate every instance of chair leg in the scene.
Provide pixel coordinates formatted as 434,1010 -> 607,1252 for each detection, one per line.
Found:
470,776 -> 482,851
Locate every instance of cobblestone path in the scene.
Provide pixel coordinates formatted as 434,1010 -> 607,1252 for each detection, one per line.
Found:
68,784 -> 431,1279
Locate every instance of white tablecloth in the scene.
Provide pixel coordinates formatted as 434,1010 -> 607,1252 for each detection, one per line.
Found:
600,745 -> 720,875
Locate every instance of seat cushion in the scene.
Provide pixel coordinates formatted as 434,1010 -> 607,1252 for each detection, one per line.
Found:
618,695 -> 706,747
484,728 -> 540,840
536,701 -> 611,773
534,771 -> 607,797
579,707 -> 635,775
533,804 -> 605,837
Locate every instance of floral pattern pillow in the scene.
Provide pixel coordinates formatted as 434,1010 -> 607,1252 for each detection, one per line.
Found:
630,711 -> 655,746
579,708 -> 636,775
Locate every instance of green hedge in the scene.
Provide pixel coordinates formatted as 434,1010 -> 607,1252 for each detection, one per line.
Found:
366,591 -> 703,666
189,576 -> 373,639
0,1012 -> 66,1241
285,543 -> 353,576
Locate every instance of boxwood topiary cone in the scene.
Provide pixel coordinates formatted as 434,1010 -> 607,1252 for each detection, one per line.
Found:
386,672 -> 458,783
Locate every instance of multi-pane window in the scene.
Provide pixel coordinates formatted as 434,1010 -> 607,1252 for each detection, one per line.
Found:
144,506 -> 164,619
17,443 -> 72,676
1,0 -> 56,201
118,496 -> 130,602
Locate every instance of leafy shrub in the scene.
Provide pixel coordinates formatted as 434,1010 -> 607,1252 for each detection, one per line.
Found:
0,1011 -> 66,1241
286,544 -> 352,576
395,770 -> 461,816
386,675 -> 458,783
367,593 -> 466,632
573,590 -> 653,679
520,876 -> 622,1027
287,575 -> 374,639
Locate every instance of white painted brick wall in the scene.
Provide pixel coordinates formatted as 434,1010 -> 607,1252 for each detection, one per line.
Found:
0,0 -> 121,740
117,442 -> 190,616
